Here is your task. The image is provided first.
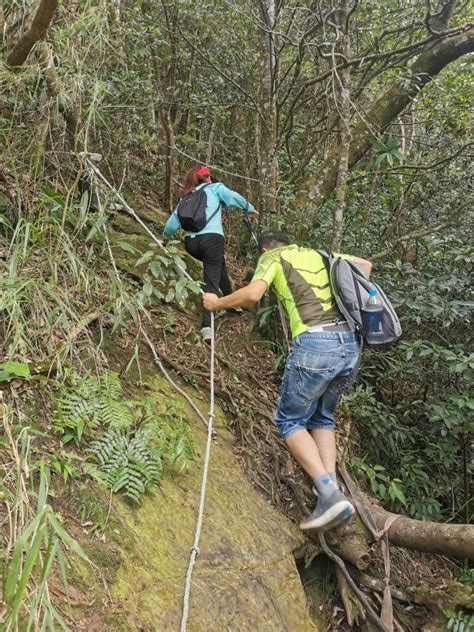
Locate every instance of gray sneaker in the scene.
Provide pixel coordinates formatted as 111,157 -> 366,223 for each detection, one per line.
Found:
311,483 -> 343,498
300,489 -> 354,532
200,327 -> 212,343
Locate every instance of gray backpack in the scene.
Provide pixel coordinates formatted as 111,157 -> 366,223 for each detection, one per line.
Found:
319,250 -> 402,345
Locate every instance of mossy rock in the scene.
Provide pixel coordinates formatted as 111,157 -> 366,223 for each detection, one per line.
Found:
68,372 -> 316,630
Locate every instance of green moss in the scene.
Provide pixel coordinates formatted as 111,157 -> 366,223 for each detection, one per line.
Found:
51,337 -> 314,630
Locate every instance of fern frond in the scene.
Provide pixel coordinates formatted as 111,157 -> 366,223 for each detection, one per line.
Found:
88,427 -> 162,502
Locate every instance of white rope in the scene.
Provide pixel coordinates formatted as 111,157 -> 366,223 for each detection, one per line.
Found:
83,158 -> 216,631
162,141 -> 261,183
180,311 -> 215,632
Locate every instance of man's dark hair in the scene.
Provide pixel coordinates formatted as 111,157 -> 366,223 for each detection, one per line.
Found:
257,230 -> 291,253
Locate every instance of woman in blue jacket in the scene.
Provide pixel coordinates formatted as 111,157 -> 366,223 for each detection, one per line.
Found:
163,165 -> 258,342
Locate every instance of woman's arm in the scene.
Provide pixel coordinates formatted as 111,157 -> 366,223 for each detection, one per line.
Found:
214,183 -> 257,216
163,209 -> 181,240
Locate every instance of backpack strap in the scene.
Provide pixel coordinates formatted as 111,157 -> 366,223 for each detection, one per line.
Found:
317,248 -> 333,275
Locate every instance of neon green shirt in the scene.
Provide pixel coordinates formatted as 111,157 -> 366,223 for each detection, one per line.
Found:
252,245 -> 353,338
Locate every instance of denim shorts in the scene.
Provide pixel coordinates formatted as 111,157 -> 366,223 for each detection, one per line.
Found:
274,331 -> 361,440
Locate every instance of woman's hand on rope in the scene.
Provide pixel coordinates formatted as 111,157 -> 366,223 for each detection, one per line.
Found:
248,210 -> 259,223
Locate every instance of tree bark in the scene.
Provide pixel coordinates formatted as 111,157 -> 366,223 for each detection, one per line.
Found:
331,18 -> 351,251
6,0 -> 58,67
258,0 -> 280,217
298,26 -> 474,209
159,98 -> 175,214
368,502 -> 474,561
36,43 -> 84,153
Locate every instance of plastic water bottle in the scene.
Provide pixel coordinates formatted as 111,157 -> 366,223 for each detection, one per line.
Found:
362,289 -> 384,342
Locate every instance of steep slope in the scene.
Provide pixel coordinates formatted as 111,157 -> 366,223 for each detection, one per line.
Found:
46,207 -> 317,630
64,375 -> 314,631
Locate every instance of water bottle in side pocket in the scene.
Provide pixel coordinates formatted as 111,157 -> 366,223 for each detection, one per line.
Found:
362,289 -> 385,343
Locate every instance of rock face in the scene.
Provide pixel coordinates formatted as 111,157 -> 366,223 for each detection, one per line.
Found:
69,372 -> 316,630
109,378 -> 315,631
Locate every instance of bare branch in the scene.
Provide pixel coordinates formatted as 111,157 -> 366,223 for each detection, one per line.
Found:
369,199 -> 472,261
347,142 -> 473,182
298,26 -> 474,209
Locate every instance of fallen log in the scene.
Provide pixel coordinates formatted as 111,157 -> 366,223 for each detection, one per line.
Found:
367,503 -> 474,561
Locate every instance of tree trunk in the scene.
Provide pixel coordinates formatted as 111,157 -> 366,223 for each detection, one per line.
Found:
258,0 -> 279,217
298,26 -> 474,209
36,43 -> 84,153
159,98 -> 175,214
368,502 -> 474,560
331,20 -> 351,251
6,0 -> 58,67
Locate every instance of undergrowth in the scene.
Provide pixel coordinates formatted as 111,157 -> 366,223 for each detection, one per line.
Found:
0,410 -> 88,630
54,371 -> 194,502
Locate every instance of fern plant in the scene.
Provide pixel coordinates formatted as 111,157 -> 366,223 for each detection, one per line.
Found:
53,372 -> 194,502
87,427 -> 162,503
54,371 -> 133,444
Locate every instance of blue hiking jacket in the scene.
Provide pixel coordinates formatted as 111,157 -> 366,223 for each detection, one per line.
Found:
162,183 -> 255,240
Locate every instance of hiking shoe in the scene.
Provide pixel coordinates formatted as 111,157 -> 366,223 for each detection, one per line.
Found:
311,483 -> 343,498
200,327 -> 212,343
300,489 -> 354,532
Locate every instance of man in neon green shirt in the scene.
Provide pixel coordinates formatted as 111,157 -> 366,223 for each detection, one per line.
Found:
203,231 -> 372,532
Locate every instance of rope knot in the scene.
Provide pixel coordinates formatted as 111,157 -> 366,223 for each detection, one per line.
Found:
374,515 -> 401,541
191,545 -> 200,556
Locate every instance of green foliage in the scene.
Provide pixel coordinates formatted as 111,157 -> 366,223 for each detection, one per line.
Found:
371,136 -> 406,167
46,451 -> 82,483
456,567 -> 474,585
137,243 -> 201,307
88,427 -> 162,503
443,609 -> 474,632
52,371 -> 194,502
345,385 -> 441,519
2,472 -> 89,630
53,372 -> 133,445
1,426 -> 89,631
352,459 -> 406,506
157,413 -> 195,474
0,361 -> 30,383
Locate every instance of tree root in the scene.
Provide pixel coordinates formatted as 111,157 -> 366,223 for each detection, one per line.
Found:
337,565 -> 366,626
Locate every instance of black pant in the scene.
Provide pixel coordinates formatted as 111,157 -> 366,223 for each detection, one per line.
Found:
184,233 -> 232,328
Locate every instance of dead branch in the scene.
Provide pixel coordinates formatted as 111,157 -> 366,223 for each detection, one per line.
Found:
367,502 -> 474,561
369,198 -> 472,261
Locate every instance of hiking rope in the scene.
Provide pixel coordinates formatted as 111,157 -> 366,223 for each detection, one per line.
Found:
140,325 -> 210,431
339,464 -> 400,631
180,311 -> 215,632
318,533 -> 389,632
82,158 -> 216,632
